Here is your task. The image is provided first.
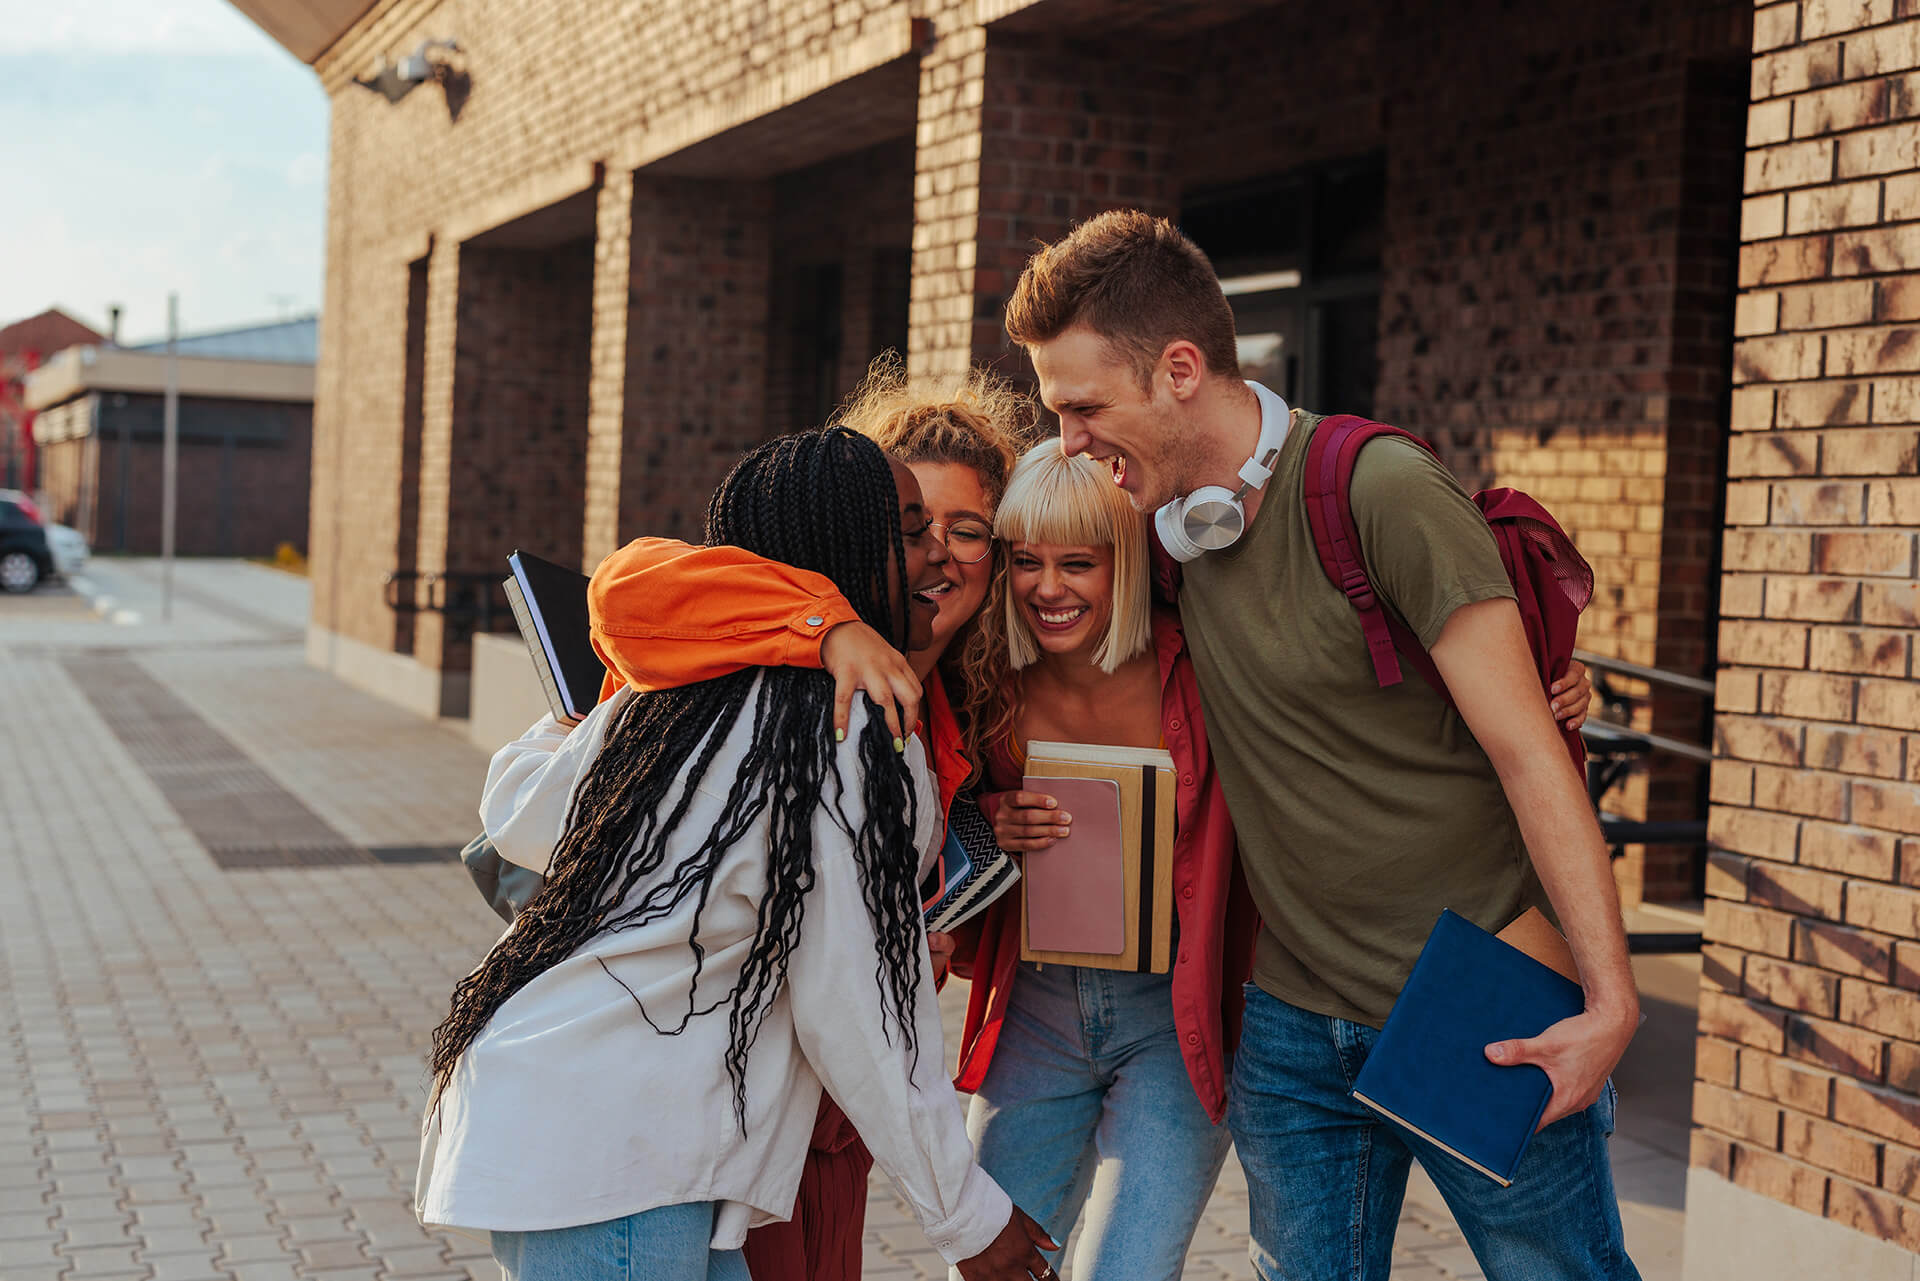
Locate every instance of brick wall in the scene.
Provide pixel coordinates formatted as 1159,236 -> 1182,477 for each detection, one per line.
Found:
903,0 -> 1749,899
1376,0 -> 1752,901
767,137 -> 915,432
410,237 -> 593,672
590,176 -> 774,555
1693,0 -> 1920,1248
393,257 -> 429,655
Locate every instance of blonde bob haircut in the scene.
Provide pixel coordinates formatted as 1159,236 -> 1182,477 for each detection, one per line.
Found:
996,439 -> 1153,675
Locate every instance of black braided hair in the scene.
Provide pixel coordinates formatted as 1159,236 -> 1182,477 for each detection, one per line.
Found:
428,426 -> 925,1128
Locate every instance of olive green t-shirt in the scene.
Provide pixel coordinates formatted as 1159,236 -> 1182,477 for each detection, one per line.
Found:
1180,411 -> 1547,1029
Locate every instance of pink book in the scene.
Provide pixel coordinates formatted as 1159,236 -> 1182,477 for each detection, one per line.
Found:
1019,775 -> 1126,955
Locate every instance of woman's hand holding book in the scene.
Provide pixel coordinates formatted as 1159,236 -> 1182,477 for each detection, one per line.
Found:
988,791 -> 1072,853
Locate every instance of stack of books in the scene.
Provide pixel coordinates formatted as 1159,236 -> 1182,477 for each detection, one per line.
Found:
1020,740 -> 1177,974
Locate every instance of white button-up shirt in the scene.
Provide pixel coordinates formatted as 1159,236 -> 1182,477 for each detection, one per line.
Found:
415,683 -> 1010,1263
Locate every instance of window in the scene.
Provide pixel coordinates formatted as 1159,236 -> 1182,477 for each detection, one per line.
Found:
1182,156 -> 1384,416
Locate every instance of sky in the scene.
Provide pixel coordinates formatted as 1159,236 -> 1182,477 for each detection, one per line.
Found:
0,0 -> 328,345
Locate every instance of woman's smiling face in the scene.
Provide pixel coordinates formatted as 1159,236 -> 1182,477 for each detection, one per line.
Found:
1007,539 -> 1116,666
908,460 -> 997,659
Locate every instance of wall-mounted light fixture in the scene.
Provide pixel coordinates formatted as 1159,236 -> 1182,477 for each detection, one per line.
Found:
353,38 -> 462,105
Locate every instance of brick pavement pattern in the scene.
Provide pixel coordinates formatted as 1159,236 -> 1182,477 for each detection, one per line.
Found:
1,560 -> 1523,1280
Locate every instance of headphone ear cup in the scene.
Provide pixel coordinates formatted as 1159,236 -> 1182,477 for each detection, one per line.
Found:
1155,500 -> 1205,563
1178,485 -> 1247,553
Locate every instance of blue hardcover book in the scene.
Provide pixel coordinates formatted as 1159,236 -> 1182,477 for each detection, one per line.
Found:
1350,909 -> 1586,1187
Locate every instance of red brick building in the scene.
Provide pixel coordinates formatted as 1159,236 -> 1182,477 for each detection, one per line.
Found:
233,0 -> 1920,1268
0,308 -> 104,492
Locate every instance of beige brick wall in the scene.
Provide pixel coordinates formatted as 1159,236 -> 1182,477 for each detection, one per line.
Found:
1695,0 -> 1920,1248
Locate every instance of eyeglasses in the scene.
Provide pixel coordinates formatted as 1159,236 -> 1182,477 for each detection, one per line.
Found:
929,518 -> 995,564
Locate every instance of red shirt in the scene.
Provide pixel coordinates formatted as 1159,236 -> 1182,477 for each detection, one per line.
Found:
957,609 -> 1258,1124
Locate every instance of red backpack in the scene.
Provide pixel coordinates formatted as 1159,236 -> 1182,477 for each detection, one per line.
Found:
1302,415 -> 1595,773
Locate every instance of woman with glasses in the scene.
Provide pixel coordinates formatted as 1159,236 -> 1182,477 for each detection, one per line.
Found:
587,357 -> 1038,1281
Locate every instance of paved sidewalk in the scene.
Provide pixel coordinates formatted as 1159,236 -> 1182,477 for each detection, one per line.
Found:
0,559 -> 1689,1281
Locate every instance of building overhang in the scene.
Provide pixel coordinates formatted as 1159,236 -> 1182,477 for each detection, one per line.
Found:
224,0 -> 379,64
23,347 -> 316,412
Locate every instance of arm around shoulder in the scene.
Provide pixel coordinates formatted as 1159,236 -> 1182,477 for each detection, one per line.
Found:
588,536 -> 861,692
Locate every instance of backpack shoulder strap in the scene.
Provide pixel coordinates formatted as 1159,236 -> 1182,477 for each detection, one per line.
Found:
1302,414 -> 1445,693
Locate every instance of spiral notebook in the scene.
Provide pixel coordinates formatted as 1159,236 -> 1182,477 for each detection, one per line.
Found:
920,797 -> 1020,933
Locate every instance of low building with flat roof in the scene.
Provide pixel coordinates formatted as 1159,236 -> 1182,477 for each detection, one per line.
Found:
26,316 -> 316,557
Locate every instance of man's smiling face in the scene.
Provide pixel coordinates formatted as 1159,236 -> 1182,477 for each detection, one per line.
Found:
1030,325 -> 1192,513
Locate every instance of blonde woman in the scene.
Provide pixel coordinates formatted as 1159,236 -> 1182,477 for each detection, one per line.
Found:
957,441 -> 1250,1281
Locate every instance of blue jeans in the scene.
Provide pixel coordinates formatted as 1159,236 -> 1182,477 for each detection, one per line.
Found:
1228,985 -> 1639,1281
960,961 -> 1233,1281
491,1203 -> 751,1281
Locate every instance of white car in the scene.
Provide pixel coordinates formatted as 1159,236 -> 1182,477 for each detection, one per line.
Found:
45,523 -> 88,578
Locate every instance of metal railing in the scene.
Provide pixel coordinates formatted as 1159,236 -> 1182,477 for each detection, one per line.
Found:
1573,650 -> 1714,954
383,569 -> 511,640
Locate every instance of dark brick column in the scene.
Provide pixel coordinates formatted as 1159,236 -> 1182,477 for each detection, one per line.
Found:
910,16 -> 1178,377
582,172 -> 774,555
414,236 -> 594,690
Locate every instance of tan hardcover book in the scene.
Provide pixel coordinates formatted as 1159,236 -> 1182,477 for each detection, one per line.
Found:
1019,741 -> 1177,974
1496,906 -> 1580,985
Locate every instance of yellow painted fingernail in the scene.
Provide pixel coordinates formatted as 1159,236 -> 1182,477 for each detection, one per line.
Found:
893,736 -> 905,753
835,728 -> 845,742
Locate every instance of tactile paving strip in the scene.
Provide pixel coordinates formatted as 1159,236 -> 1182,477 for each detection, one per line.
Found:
62,654 -> 459,869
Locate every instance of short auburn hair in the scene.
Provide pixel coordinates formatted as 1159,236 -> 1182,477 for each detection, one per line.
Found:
1005,209 -> 1241,387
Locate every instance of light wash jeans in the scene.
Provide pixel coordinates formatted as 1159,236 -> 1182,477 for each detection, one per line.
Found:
957,960 -> 1233,1281
491,1202 -> 751,1281
1228,984 -> 1639,1281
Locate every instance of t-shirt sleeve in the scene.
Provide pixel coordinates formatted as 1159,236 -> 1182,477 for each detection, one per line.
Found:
1347,437 -> 1515,650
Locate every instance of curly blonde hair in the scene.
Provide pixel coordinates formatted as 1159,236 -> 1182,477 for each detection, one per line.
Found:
833,353 -> 1041,780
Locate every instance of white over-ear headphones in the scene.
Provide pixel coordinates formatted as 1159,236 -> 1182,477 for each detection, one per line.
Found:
1154,383 -> 1291,562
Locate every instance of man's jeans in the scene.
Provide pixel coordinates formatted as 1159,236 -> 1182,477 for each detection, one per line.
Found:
958,961 -> 1234,1281
1228,984 -> 1640,1281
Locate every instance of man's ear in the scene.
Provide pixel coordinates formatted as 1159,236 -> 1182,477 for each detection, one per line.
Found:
1159,340 -> 1205,402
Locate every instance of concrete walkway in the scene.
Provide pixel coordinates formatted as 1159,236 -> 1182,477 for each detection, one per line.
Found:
0,559 -> 1693,1280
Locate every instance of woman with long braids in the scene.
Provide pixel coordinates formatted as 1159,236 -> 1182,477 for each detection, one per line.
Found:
415,426 -> 1053,1281
583,359 -> 1036,1281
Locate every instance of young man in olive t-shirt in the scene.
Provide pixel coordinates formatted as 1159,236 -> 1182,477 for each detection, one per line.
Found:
1001,210 -> 1642,1281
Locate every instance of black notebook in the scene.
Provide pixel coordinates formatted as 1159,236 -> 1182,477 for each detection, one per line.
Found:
1349,909 -> 1587,1187
503,550 -> 603,722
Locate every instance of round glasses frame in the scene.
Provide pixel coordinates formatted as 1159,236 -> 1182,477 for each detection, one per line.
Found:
929,519 -> 995,564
